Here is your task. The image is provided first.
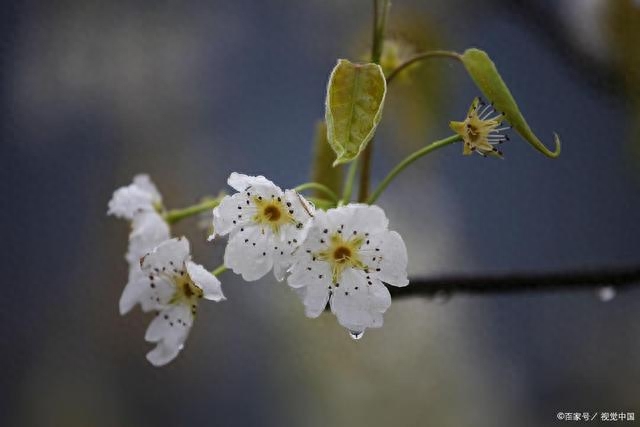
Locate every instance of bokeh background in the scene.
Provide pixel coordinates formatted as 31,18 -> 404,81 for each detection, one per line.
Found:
3,0 -> 640,426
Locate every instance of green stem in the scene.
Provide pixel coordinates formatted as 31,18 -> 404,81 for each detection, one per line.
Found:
211,264 -> 227,277
307,197 -> 336,210
358,0 -> 390,203
164,197 -> 223,224
367,134 -> 462,204
372,0 -> 379,59
358,139 -> 374,203
386,50 -> 462,84
371,0 -> 390,64
294,182 -> 339,203
342,160 -> 359,204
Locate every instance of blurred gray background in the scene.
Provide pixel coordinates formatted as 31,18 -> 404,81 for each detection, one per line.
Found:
2,0 -> 640,426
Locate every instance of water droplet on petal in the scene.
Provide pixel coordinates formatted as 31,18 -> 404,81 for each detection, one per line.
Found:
597,286 -> 616,302
349,330 -> 364,340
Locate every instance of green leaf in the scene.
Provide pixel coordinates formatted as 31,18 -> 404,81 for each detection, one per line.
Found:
325,59 -> 387,165
310,120 -> 343,198
461,48 -> 561,158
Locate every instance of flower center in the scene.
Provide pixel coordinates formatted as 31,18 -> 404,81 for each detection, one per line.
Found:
263,205 -> 281,221
467,124 -> 481,142
450,98 -> 507,157
170,275 -> 202,304
317,233 -> 366,283
333,246 -> 352,263
252,195 -> 295,234
182,281 -> 195,298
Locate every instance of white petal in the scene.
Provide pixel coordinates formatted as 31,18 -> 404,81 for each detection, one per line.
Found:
223,226 -> 274,281
227,173 -> 285,210
294,210 -> 331,253
212,193 -> 255,237
287,257 -> 332,317
146,341 -> 181,367
126,212 -> 170,265
141,237 -> 190,275
325,204 -> 389,236
148,283 -> 177,312
303,283 -> 331,318
108,175 -> 162,220
287,253 -> 331,288
278,190 -> 315,242
227,172 -> 276,192
132,174 -> 162,204
272,257 -> 289,282
329,269 -> 391,333
186,261 -> 225,301
121,253 -> 175,315
371,230 -> 409,287
272,244 -> 301,281
119,268 -> 148,315
107,185 -> 155,220
145,304 -> 193,344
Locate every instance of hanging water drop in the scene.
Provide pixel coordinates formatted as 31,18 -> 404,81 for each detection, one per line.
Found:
597,286 -> 616,302
349,330 -> 364,340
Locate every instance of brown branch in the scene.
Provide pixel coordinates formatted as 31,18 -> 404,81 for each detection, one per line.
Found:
392,265 -> 640,298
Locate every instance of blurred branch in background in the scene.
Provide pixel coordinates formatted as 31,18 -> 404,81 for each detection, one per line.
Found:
396,265 -> 640,298
501,0 -> 640,101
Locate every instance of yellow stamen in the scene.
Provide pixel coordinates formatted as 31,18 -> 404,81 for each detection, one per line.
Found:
251,196 -> 296,234
317,232 -> 366,283
450,97 -> 505,157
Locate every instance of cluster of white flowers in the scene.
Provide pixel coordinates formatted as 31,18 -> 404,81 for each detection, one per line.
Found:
108,176 -> 224,366
109,172 -> 409,366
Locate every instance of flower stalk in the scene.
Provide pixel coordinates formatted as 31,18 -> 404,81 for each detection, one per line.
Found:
357,0 -> 391,203
385,50 -> 462,84
164,197 -> 223,225
211,264 -> 227,277
294,182 -> 339,203
342,159 -> 359,204
368,134 -> 461,204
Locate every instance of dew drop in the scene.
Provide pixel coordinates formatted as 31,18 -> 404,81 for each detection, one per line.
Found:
349,330 -> 364,340
597,286 -> 616,302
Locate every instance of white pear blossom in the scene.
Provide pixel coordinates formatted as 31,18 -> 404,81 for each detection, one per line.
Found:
211,173 -> 315,281
287,204 -> 409,335
107,174 -> 163,219
139,237 -> 225,366
108,175 -> 170,314
120,211 -> 171,314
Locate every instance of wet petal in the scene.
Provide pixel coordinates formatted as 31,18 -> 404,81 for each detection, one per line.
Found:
141,237 -> 190,276
132,174 -> 162,204
119,268 -> 148,315
361,230 -> 409,287
228,172 -> 277,192
186,261 -> 225,301
327,204 -> 388,236
212,192 -> 255,237
126,211 -> 170,265
329,269 -> 391,332
224,226 -> 275,281
145,304 -> 192,343
108,185 -> 155,220
146,341 -> 181,367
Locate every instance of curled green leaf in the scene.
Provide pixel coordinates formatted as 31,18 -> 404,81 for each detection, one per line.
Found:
325,59 -> 387,165
461,48 -> 561,158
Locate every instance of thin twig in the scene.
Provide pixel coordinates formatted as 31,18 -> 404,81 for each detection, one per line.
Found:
392,266 -> 640,298
358,0 -> 390,203
386,50 -> 462,84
